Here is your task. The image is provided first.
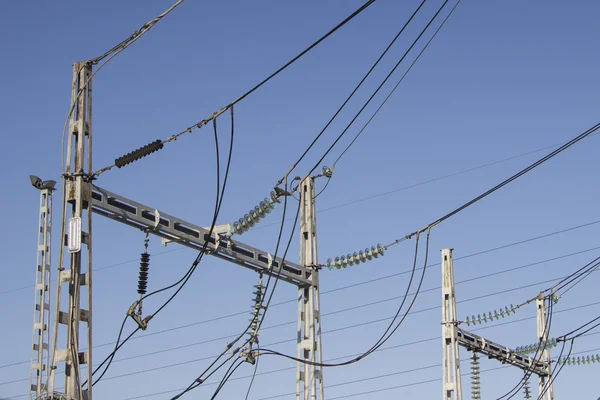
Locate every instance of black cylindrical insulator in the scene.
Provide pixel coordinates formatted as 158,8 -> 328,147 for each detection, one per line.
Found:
138,253 -> 150,295
115,140 -> 164,168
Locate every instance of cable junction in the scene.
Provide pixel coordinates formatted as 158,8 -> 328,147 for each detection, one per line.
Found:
558,354 -> 600,366
226,191 -> 282,237
323,244 -> 384,270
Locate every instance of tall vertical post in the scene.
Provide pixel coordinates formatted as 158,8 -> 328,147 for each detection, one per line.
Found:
30,185 -> 54,398
48,61 -> 93,400
536,295 -> 554,400
441,248 -> 462,400
296,177 -> 324,400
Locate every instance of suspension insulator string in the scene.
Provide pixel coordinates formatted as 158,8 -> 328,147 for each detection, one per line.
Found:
137,231 -> 150,310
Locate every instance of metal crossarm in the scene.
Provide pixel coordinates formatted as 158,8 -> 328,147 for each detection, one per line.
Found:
457,328 -> 550,376
89,184 -> 312,286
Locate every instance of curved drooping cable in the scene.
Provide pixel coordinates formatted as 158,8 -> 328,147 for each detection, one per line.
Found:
92,0 -> 377,177
88,107 -> 235,387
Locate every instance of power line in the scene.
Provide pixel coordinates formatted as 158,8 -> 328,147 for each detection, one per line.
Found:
2,228 -> 597,371
401,121 -> 600,241
253,137 -> 598,233
60,236 -> 596,384
304,0 -> 455,179
115,345 -> 600,400
92,0 -> 377,177
11,282 -> 594,389
331,0 -> 461,169
278,0 -> 429,183
88,110 -> 236,387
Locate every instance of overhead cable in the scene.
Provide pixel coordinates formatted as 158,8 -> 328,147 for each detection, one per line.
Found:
331,0 -> 461,169
304,0 -> 454,179
278,0 -> 429,183
92,0 -> 377,177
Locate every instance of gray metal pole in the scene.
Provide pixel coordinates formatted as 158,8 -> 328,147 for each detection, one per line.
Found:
48,61 -> 93,400
536,295 -> 554,400
30,187 -> 53,399
441,248 -> 462,400
296,177 -> 324,400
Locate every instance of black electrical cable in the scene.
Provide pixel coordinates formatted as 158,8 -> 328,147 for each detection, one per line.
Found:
244,357 -> 260,400
332,0 -> 461,170
561,315 -> 600,341
258,228 -> 432,368
41,246 -> 599,387
552,256 -> 600,295
279,0 -> 428,183
89,106 -> 235,387
406,121 -> 600,238
304,0 -> 452,178
171,168 -> 300,398
9,249 -> 597,390
87,315 -> 128,387
496,296 -> 554,400
210,360 -> 246,400
536,339 -> 572,400
93,1 -> 377,177
233,1 -> 376,106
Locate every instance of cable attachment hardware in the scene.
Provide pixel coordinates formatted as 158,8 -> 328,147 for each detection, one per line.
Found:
126,300 -> 153,330
240,347 -> 259,365
470,351 -> 481,400
114,139 -> 164,168
226,192 -> 282,237
323,244 -> 384,270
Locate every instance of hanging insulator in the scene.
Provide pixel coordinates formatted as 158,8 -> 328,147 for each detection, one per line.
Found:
138,252 -> 150,295
248,277 -> 264,344
115,139 -> 164,168
523,375 -> 531,399
470,352 -> 481,400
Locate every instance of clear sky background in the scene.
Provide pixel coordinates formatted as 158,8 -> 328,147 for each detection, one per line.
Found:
1,1 -> 599,399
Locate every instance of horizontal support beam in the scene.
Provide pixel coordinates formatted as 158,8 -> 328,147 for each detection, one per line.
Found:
457,328 -> 550,376
89,184 -> 311,286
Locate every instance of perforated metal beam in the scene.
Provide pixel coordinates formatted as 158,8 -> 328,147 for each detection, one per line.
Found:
89,184 -> 312,286
457,328 -> 550,376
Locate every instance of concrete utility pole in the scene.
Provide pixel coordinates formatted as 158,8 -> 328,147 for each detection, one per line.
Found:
33,58 -> 331,398
536,295 -> 554,400
441,248 -> 463,400
441,248 -> 554,400
47,61 -> 94,400
29,176 -> 56,398
297,177 -> 324,400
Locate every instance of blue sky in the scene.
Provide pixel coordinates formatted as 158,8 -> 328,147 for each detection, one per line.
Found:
1,0 -> 599,399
